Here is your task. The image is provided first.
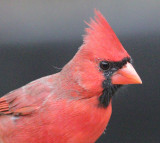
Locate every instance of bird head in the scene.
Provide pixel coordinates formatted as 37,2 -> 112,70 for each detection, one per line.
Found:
63,10 -> 142,107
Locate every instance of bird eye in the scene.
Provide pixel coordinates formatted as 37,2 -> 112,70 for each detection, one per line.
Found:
100,61 -> 110,71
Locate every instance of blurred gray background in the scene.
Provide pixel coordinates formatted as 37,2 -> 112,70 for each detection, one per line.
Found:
0,1 -> 160,143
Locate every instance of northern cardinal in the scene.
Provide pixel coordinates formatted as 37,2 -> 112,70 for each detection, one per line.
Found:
0,10 -> 142,143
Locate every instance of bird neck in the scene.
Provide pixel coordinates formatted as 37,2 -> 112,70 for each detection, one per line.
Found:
59,59 -> 103,99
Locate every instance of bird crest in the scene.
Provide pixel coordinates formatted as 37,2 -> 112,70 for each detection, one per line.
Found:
82,9 -> 130,61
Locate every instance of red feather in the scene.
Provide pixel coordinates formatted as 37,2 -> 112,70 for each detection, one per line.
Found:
82,9 -> 130,62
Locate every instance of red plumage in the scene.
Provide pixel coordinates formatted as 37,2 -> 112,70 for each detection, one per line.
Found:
0,10 -> 141,143
83,10 -> 130,61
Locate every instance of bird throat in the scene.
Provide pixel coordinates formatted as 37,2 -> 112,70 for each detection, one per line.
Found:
99,80 -> 122,108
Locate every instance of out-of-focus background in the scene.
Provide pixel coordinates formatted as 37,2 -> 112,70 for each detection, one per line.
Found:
0,1 -> 160,142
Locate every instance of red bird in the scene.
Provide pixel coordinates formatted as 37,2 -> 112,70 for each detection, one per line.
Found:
0,10 -> 142,143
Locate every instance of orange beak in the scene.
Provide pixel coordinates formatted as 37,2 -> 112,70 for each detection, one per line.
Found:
111,62 -> 142,84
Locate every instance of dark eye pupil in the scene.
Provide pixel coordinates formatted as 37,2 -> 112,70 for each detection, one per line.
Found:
100,61 -> 110,71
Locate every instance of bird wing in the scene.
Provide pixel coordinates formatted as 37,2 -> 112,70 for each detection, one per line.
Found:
0,76 -> 54,116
